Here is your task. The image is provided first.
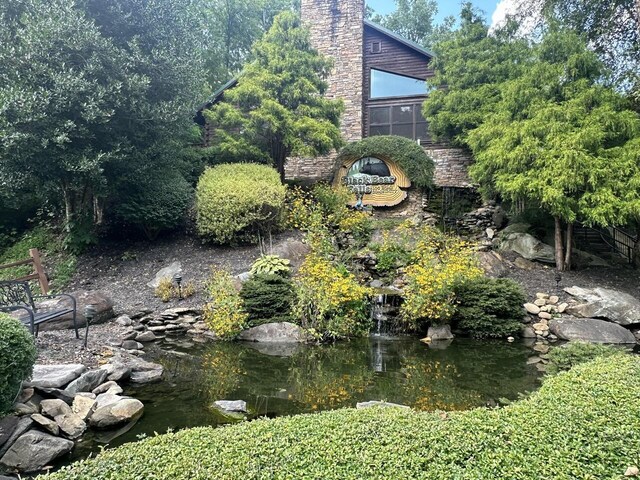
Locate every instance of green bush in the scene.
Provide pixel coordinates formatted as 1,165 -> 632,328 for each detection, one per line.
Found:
44,354 -> 640,479
240,274 -> 294,326
546,341 -> 622,375
453,277 -> 526,338
196,164 -> 286,244
0,314 -> 37,414
336,135 -> 435,189
203,269 -> 248,340
114,167 -> 193,240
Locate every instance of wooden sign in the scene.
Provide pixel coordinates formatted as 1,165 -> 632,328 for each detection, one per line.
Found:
333,156 -> 411,207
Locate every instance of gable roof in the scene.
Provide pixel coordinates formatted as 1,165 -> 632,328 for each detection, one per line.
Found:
364,20 -> 435,60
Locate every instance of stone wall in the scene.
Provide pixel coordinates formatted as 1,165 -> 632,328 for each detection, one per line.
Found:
426,147 -> 474,188
301,0 -> 364,142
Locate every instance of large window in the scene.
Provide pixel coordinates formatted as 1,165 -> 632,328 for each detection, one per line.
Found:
370,69 -> 429,99
369,104 -> 429,141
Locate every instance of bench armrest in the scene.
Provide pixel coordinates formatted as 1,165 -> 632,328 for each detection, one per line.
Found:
0,305 -> 35,332
33,293 -> 77,311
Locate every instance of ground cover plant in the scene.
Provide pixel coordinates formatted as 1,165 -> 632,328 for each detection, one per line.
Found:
0,314 -> 37,414
546,341 -> 622,375
43,354 -> 640,479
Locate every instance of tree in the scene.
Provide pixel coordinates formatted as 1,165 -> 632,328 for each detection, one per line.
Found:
0,0 -> 207,245
422,4 -> 530,146
466,29 -> 640,270
370,0 -> 454,49
204,11 -> 344,181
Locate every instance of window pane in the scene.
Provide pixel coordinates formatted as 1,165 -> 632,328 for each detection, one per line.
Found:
416,122 -> 429,141
392,105 -> 414,124
414,105 -> 427,122
370,107 -> 390,125
370,125 -> 391,136
370,69 -> 429,98
392,124 -> 414,139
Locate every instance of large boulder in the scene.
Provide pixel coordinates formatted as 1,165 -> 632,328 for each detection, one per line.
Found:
108,353 -> 164,384
427,324 -> 454,341
25,364 -> 86,389
476,251 -> 508,277
37,290 -> 114,330
237,322 -> 307,343
0,417 -> 32,458
549,317 -> 637,344
65,369 -> 108,395
0,430 -> 73,472
271,237 -> 311,269
147,261 -> 181,289
499,233 -> 556,264
564,286 -> 640,326
89,397 -> 144,429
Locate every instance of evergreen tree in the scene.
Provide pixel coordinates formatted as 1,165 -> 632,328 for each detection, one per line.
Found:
204,11 -> 344,180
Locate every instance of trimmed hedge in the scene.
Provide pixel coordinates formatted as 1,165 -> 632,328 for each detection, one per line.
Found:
45,354 -> 640,479
240,273 -> 294,326
0,314 -> 37,413
196,164 -> 286,244
336,135 -> 435,189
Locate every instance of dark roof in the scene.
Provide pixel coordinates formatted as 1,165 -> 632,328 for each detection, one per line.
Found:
196,21 -> 435,113
364,20 -> 436,59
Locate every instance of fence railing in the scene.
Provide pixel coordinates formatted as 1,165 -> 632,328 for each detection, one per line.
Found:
577,224 -> 637,264
0,248 -> 49,294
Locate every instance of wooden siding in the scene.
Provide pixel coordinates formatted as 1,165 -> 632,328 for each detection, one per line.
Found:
363,25 -> 435,142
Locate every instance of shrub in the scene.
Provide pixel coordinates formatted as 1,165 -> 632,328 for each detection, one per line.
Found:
203,269 -> 248,339
44,355 -> 640,479
401,227 -> 483,328
240,274 -> 294,326
546,341 -> 622,375
196,164 -> 286,244
0,314 -> 37,414
250,255 -> 291,277
294,254 -> 372,341
335,135 -> 435,189
453,277 -> 526,338
154,278 -> 197,303
114,167 -> 193,240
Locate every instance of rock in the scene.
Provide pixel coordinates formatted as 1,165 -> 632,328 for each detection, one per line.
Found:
100,362 -> 131,382
572,249 -> 611,268
147,261 -> 182,289
526,356 -> 542,364
427,325 -> 454,341
536,293 -> 549,300
564,286 -> 640,326
369,279 -> 384,288
500,232 -> 555,264
271,239 -> 311,269
0,430 -> 73,472
122,340 -> 144,350
54,413 -> 86,439
486,228 -> 495,239
90,398 -> 144,429
135,331 -> 157,343
17,388 -> 34,404
538,312 -> 552,320
0,416 -> 33,459
65,369 -> 108,395
531,322 -> 549,332
549,318 -> 637,344
548,295 -> 559,305
116,315 -> 133,327
40,399 -> 71,419
148,325 -> 167,333
37,290 -> 114,329
533,343 -> 550,354
534,298 -> 546,307
122,331 -> 138,341
356,401 -> 410,410
0,416 -> 19,449
130,308 -> 154,320
238,322 -> 307,343
72,396 -> 97,421
129,370 -> 163,384
31,413 -> 60,436
92,381 -> 121,396
625,466 -> 640,477
557,302 -> 568,313
25,364 -> 86,389
14,403 -> 38,416
507,336 -> 515,342
521,326 -> 536,338
477,251 -> 507,277
514,257 -> 536,270
213,400 -> 247,413
234,272 -> 252,284
524,303 -> 540,315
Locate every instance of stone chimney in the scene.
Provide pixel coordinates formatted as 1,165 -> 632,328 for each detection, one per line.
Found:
301,0 -> 364,142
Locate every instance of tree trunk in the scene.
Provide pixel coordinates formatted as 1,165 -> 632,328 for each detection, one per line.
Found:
61,183 -> 74,232
554,216 -> 565,271
563,222 -> 573,271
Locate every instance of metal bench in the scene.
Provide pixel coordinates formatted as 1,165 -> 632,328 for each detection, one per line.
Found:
0,280 -> 82,345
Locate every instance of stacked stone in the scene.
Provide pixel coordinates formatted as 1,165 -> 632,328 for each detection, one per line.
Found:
2,356 -> 161,474
455,203 -> 506,240
523,293 -> 568,340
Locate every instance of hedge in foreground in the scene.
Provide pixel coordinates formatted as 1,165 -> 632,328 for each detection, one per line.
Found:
0,313 -> 37,413
45,355 -> 640,479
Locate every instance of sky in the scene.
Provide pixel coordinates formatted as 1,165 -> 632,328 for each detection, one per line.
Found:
366,0 -> 516,29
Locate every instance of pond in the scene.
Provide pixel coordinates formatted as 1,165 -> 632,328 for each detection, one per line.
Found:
68,336 -> 542,464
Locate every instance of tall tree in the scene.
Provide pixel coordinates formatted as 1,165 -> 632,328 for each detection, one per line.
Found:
370,0 -> 454,49
204,11 -> 344,181
466,29 -> 640,270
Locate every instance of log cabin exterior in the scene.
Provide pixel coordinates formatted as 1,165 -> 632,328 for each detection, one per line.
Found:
197,0 -> 473,194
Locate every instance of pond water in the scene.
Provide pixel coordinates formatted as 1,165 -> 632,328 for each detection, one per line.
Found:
68,336 -> 542,463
